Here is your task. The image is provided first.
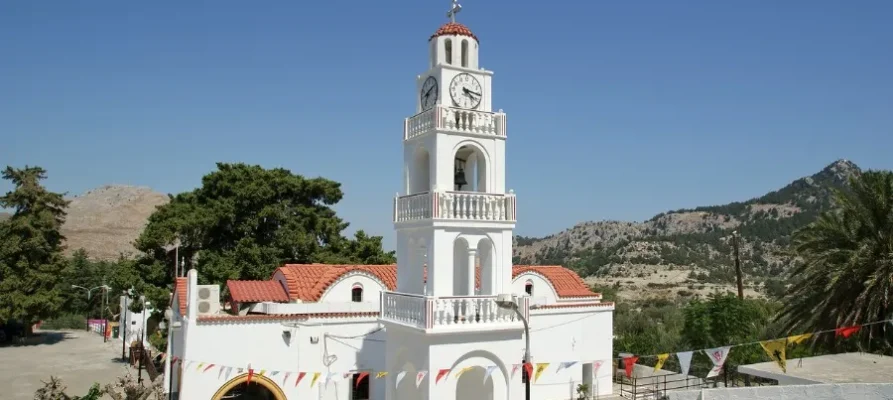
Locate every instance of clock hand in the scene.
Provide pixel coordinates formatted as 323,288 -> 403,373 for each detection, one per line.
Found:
462,87 -> 481,97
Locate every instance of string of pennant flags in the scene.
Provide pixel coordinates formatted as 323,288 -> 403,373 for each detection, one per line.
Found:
619,318 -> 893,379
157,318 -> 892,387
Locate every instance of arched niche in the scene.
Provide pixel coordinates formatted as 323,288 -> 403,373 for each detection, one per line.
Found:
475,237 -> 495,295
410,146 -> 431,194
211,373 -> 287,400
449,351 -> 509,400
453,142 -> 489,193
452,236 -> 472,295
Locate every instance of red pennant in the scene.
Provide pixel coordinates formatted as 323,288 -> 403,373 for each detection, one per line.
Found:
355,371 -> 369,388
435,368 -> 451,384
171,356 -> 179,364
836,326 -> 860,338
623,356 -> 639,378
295,372 -> 306,387
203,363 -> 216,373
247,366 -> 254,384
523,363 -> 533,380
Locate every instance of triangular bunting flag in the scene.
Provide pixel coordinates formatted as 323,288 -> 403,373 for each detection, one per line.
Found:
259,369 -> 267,376
705,346 -> 731,378
246,364 -> 254,384
435,368 -> 451,384
556,361 -> 577,373
523,363 -> 534,381
283,372 -> 290,386
271,371 -> 279,377
415,371 -> 427,387
237,368 -> 243,374
295,372 -> 306,387
325,372 -> 338,386
592,360 -> 604,379
454,366 -> 474,379
836,325 -> 860,338
654,354 -> 669,372
310,372 -> 321,387
356,372 -> 369,388
225,367 -> 233,380
196,362 -> 205,371
677,351 -> 693,377
185,361 -> 195,370
760,339 -> 787,373
484,366 -> 498,383
218,366 -> 226,380
376,371 -> 388,379
395,371 -> 407,387
787,333 -> 813,345
203,363 -> 216,373
511,364 -> 520,379
534,363 -> 549,383
623,356 -> 638,378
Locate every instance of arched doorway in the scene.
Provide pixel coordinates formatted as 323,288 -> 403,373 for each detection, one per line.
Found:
211,373 -> 287,400
455,366 -> 494,400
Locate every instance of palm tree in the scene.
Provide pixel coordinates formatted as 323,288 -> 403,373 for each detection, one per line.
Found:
777,170 -> 893,340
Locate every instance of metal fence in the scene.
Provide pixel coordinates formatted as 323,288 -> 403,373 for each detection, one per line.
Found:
614,366 -> 777,399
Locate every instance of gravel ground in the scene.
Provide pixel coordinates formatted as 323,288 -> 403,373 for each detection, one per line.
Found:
0,330 -> 137,399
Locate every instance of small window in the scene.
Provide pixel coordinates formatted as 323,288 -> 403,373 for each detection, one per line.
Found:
525,282 -> 533,296
445,39 -> 453,65
352,373 -> 370,400
461,39 -> 468,67
351,286 -> 363,302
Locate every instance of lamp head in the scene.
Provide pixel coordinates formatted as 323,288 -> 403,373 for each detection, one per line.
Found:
496,293 -> 516,309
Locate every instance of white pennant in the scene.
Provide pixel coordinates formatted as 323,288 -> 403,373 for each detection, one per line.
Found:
556,361 -> 577,373
483,365 -> 498,383
704,346 -> 731,378
677,351 -> 693,377
511,364 -> 520,379
283,372 -> 291,386
325,372 -> 338,386
395,371 -> 407,388
415,371 -> 428,387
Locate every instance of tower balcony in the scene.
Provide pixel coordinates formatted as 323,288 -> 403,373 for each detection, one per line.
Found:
393,190 -> 517,225
404,105 -> 507,141
380,291 -> 529,333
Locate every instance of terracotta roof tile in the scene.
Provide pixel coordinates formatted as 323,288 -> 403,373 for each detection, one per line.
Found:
197,311 -> 379,323
512,265 -> 596,298
275,264 -> 397,302
430,22 -> 478,41
535,302 -> 615,310
173,277 -> 188,315
227,280 -> 289,303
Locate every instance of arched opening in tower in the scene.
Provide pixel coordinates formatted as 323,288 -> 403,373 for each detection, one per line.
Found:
410,146 -> 431,194
453,145 -> 487,192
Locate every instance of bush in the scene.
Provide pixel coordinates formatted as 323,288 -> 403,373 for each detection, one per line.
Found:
41,314 -> 87,330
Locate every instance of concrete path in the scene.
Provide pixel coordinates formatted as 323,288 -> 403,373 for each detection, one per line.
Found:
0,330 -> 138,399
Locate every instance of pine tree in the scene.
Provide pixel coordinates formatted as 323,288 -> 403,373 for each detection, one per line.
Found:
0,166 -> 69,333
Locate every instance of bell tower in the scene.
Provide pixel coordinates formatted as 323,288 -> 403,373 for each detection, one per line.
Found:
394,0 -> 514,299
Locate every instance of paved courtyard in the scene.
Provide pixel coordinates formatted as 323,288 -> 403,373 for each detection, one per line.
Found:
0,330 -> 137,399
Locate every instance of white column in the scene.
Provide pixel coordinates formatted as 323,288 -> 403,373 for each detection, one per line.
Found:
467,249 -> 477,295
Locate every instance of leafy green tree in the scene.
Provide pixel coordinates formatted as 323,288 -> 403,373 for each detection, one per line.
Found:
0,166 -> 69,332
133,163 -> 395,307
777,170 -> 893,341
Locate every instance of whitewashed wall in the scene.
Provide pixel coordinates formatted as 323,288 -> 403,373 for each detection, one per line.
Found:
321,273 -> 387,303
511,272 -> 558,304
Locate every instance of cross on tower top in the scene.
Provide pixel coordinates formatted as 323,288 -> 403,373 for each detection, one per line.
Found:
446,0 -> 462,23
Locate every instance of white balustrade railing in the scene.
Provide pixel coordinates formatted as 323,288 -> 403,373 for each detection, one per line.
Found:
380,292 -> 529,331
404,105 -> 506,140
393,191 -> 517,223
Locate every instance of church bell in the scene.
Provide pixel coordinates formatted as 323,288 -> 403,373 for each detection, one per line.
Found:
454,158 -> 468,190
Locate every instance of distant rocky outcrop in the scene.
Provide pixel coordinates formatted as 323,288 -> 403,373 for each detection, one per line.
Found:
59,185 -> 169,260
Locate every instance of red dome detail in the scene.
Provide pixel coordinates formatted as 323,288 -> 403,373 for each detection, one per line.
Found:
430,22 -> 478,41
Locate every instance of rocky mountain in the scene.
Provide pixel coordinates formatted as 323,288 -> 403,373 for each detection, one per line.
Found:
513,159 -> 861,299
60,185 -> 169,260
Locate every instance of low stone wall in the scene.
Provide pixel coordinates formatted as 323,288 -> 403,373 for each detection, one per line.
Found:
667,383 -> 893,400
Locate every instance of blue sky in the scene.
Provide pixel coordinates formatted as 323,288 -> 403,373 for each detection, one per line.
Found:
1,0 -> 891,250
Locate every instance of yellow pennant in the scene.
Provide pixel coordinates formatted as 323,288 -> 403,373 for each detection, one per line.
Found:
654,354 -> 670,372
534,363 -> 550,383
760,339 -> 787,373
375,371 -> 389,379
310,372 -> 321,387
195,362 -> 205,371
787,333 -> 813,345
454,366 -> 475,379
259,370 -> 266,376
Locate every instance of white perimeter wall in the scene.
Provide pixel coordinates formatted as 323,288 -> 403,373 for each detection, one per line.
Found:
668,383 -> 893,400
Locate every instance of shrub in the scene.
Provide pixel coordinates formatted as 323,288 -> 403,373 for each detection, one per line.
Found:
41,314 -> 87,330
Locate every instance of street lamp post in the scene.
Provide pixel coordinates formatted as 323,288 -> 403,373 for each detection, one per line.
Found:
71,284 -> 111,332
121,292 -> 129,361
137,295 -> 148,385
496,293 -> 530,400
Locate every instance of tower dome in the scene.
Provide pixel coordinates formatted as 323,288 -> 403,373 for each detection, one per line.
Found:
430,22 -> 478,42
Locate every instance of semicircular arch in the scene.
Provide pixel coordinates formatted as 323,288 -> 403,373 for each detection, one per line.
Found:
211,372 -> 287,400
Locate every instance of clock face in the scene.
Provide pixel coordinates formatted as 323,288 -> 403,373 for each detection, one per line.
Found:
420,76 -> 438,111
449,73 -> 482,109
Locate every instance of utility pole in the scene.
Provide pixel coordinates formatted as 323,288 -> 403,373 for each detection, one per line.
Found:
732,231 -> 744,300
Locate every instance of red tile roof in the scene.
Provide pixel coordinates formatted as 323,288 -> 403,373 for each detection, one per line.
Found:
173,277 -> 188,315
512,265 -> 596,298
227,280 -> 289,303
197,311 -> 379,323
274,264 -> 397,302
430,22 -> 478,41
535,302 -> 614,310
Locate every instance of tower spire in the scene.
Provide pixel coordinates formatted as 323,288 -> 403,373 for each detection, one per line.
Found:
447,0 -> 462,23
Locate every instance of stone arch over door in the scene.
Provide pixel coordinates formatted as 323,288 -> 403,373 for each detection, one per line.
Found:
211,373 -> 287,400
449,350 -> 509,400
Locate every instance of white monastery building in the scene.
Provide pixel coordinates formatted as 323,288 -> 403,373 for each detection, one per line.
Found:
164,3 -> 615,399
